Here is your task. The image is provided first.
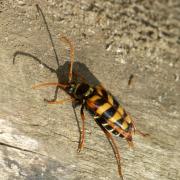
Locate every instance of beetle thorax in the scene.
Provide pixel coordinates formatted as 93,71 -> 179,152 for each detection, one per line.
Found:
71,83 -> 94,99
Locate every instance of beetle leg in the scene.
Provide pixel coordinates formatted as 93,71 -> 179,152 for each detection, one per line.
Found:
135,129 -> 149,137
95,118 -> 124,180
43,85 -> 59,103
33,82 -> 73,104
78,103 -> 85,152
60,36 -> 74,83
131,119 -> 149,137
32,82 -> 68,89
44,98 -> 72,104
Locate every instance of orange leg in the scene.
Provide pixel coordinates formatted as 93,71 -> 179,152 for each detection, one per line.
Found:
32,82 -> 68,90
43,85 -> 59,103
60,36 -> 74,83
95,119 -> 124,180
78,104 -> 85,152
33,82 -> 72,104
44,98 -> 73,104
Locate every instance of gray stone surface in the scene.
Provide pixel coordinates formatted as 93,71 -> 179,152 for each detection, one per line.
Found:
0,1 -> 180,180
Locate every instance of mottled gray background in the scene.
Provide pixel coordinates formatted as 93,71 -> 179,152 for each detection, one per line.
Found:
0,0 -> 179,180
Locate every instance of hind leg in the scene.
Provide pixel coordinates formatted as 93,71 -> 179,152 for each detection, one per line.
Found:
78,103 -> 86,152
95,118 -> 124,180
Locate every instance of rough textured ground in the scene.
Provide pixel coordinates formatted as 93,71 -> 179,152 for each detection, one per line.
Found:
0,0 -> 180,180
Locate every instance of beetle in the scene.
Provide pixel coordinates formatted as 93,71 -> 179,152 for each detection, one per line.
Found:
32,35 -> 148,180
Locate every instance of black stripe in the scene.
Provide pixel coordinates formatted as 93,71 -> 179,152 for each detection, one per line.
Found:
114,119 -> 123,127
114,110 -> 127,127
101,107 -> 116,119
112,130 -> 124,138
101,89 -> 108,99
94,98 -> 106,106
95,117 -> 124,138
96,117 -> 107,124
104,124 -> 113,131
111,130 -> 119,135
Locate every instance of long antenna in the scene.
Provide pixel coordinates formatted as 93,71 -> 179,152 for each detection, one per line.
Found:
36,4 -> 60,67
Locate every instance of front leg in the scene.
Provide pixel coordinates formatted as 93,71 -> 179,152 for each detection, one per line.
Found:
44,86 -> 59,103
32,82 -> 69,103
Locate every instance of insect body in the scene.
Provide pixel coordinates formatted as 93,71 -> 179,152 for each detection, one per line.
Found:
68,82 -> 134,143
86,85 -> 133,141
31,35 -> 149,180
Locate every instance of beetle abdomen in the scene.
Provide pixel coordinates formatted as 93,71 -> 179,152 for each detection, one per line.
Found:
86,86 -> 133,138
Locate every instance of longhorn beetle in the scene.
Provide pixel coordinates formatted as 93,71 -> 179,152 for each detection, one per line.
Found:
13,5 -> 148,180
32,36 -> 148,179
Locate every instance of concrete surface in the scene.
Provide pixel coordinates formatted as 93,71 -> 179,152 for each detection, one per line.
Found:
0,1 -> 180,180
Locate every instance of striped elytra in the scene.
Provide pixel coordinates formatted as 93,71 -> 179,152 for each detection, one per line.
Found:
68,83 -> 134,141
86,86 -> 133,139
